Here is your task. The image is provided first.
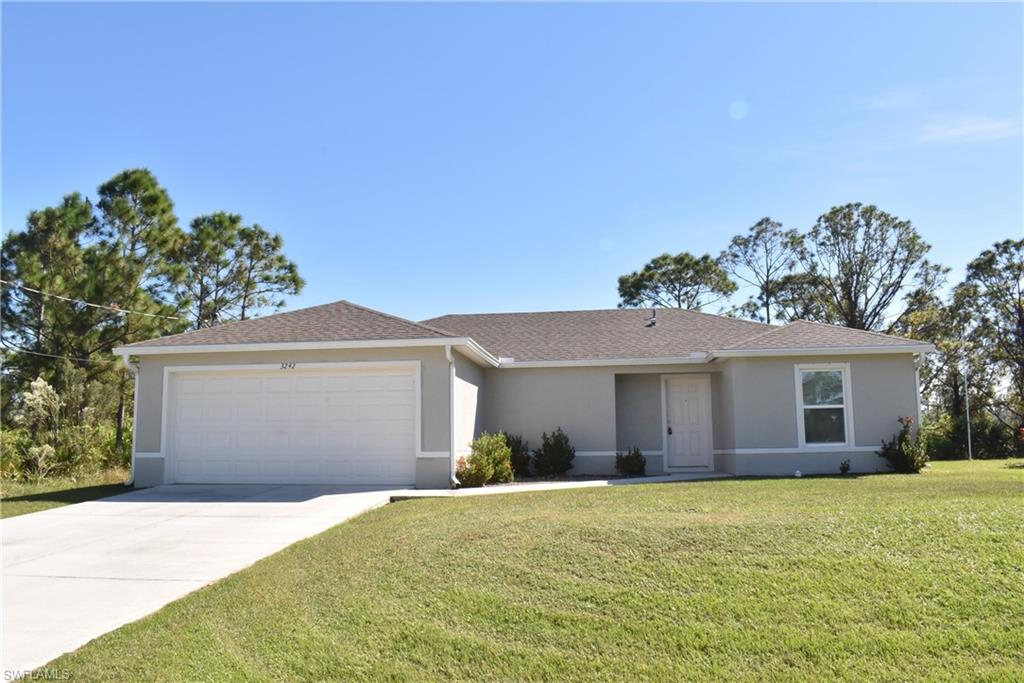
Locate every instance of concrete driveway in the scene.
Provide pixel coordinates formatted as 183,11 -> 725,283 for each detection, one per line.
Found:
1,484 -> 401,676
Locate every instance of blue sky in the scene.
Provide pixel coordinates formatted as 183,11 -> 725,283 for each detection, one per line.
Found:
3,2 -> 1021,321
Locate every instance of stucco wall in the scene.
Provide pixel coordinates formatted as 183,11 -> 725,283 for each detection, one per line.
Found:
131,346 -> 452,488
848,355 -> 920,447
614,374 -> 662,452
482,364 -> 717,476
453,350 -> 484,457
480,366 -> 617,452
725,354 -> 918,450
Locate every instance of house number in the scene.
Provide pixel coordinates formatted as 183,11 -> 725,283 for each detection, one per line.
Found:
280,362 -> 296,370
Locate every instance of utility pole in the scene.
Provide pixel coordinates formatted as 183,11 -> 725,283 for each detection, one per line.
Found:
964,362 -> 973,461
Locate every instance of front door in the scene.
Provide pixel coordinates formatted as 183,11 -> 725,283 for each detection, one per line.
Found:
664,375 -> 713,468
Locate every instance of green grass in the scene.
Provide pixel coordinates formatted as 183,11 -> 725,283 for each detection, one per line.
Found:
52,461 -> 1023,681
1,469 -> 129,518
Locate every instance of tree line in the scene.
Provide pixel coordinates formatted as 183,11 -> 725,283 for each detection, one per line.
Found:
617,203 -> 1023,459
1,168 -> 304,461
1,174 -> 1020,477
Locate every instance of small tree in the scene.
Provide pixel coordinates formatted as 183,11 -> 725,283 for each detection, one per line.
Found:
532,427 -> 575,476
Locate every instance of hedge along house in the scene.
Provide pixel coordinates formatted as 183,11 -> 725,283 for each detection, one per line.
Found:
113,300 -> 934,489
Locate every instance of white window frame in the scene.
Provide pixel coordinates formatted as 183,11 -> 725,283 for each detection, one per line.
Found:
794,362 -> 855,449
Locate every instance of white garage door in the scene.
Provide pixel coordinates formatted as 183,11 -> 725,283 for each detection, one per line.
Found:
166,365 -> 417,485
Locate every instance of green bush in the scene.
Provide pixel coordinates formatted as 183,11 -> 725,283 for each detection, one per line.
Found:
456,432 -> 514,488
878,416 -> 928,473
918,412 -> 1017,460
502,432 -> 531,477
532,427 -> 575,476
615,447 -> 646,476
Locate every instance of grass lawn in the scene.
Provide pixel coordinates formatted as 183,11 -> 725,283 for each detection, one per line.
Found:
52,460 -> 1022,681
1,468 -> 129,519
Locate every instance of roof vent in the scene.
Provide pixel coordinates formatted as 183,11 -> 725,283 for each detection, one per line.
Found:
645,308 -> 657,327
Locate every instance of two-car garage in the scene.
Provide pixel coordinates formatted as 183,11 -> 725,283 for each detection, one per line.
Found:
162,363 -> 419,486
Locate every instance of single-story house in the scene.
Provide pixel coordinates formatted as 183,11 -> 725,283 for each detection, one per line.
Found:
113,300 -> 934,488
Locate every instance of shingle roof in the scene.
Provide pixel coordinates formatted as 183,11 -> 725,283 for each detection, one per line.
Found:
719,320 -> 927,351
124,300 -> 456,348
122,299 -> 930,360
421,308 -> 772,362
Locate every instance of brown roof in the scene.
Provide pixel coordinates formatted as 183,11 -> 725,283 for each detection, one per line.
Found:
421,308 -> 771,361
719,320 -> 926,352
124,300 -> 456,348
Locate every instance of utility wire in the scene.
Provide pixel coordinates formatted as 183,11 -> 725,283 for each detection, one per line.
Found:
0,342 -> 120,367
0,279 -> 187,321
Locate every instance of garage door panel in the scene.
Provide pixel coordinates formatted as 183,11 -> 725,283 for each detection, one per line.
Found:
294,376 -> 323,392
236,377 -> 263,393
263,377 -> 292,393
169,367 -> 417,485
205,377 -> 236,394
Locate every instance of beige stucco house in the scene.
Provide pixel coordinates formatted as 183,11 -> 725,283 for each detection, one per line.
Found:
113,301 -> 933,488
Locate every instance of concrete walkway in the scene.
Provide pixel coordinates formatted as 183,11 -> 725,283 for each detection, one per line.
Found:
1,484 -> 399,677
393,471 -> 731,500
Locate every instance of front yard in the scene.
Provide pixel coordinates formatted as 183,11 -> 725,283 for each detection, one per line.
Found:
51,460 -> 1022,681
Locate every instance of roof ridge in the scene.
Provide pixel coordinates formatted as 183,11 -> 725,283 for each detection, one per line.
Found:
721,318 -> 930,351
786,319 -> 924,345
426,307 -> 772,329
126,299 -> 354,343
339,300 -> 457,337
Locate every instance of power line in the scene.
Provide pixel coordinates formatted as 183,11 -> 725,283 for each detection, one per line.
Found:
0,343 -> 121,367
0,279 -> 187,321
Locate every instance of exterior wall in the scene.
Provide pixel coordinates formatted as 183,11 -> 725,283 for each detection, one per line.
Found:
615,374 -> 662,452
416,458 -> 450,489
719,353 -> 920,475
481,354 -> 919,478
480,366 -> 617,452
129,344 -> 921,485
453,350 -> 484,458
483,364 -> 716,476
130,346 -> 452,488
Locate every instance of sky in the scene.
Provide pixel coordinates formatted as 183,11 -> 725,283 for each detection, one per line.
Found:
3,2 -> 1022,322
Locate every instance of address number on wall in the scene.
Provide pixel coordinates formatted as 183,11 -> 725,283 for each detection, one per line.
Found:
280,362 -> 296,370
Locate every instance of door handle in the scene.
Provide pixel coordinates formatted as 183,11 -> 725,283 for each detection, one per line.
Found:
667,426 -> 673,435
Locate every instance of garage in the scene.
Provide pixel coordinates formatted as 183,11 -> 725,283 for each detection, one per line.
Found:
164,362 -> 419,485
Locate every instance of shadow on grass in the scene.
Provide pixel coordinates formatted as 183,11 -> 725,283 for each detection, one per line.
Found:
2,483 -> 129,507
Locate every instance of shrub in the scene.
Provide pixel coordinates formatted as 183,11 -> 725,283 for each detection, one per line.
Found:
615,447 -> 646,476
532,427 -> 575,476
502,432 -> 531,477
918,411 -> 1018,460
839,459 -> 851,475
877,416 -> 928,473
456,432 -> 513,488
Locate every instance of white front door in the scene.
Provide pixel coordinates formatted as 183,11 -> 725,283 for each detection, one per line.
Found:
664,375 -> 713,468
166,365 -> 418,485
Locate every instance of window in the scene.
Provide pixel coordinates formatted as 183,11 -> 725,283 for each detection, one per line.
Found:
795,364 -> 852,447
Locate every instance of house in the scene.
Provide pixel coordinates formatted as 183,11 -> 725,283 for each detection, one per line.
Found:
113,301 -> 934,488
